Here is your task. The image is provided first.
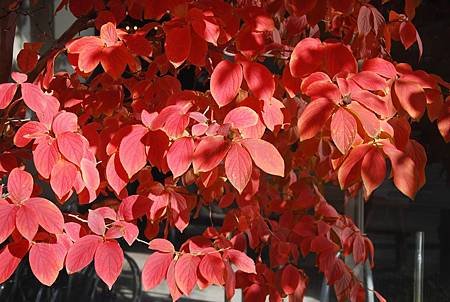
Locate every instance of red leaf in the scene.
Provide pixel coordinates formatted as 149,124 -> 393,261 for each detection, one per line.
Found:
362,58 -> 397,78
175,254 -> 200,295
119,125 -> 148,178
50,159 -> 77,200
27,197 -> 64,234
281,264 -> 300,295
241,138 -> 284,177
399,21 -> 417,50
29,242 -> 66,286
361,148 -> 386,197
297,98 -> 335,140
199,252 -> 225,285
66,235 -> 102,273
225,143 -> 252,194
7,168 -> 33,203
338,144 -> 371,189
382,142 -> 419,199
347,102 -> 380,138
167,137 -> 194,178
165,24 -> 191,68
142,252 -> 173,290
16,203 -> 39,241
94,240 -> 124,289
351,71 -> 387,91
33,137 -> 59,179
224,249 -> 256,274
105,153 -> 128,196
0,83 -> 17,109
289,38 -> 323,78
0,240 -> 29,284
352,235 -> 366,264
190,8 -> 220,45
210,60 -> 243,107
148,239 -> 175,253
242,61 -> 275,101
193,136 -> 230,173
223,106 -> 259,130
351,90 -> 389,117
17,48 -> 38,73
118,195 -> 151,221
323,42 -> 357,77
224,261 -> 236,300
330,108 -> 357,154
57,132 -> 85,166
394,78 -> 426,119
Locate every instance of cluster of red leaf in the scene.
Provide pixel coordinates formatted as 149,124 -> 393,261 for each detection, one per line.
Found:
0,0 -> 448,301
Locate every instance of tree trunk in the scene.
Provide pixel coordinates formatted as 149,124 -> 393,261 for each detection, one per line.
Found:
0,0 -> 20,83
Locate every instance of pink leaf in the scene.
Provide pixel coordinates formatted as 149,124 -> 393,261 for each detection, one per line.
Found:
262,98 -> 284,131
57,132 -> 85,166
148,239 -> 175,253
88,210 -> 106,235
13,121 -> 48,147
0,201 -> 17,244
210,60 -> 243,107
94,240 -> 124,289
225,143 -> 252,194
223,106 -> 259,130
241,138 -> 284,177
27,197 -> 64,234
50,159 -> 77,200
29,242 -> 66,286
33,137 -> 59,179
175,254 -> 200,296
80,158 -> 100,190
142,252 -> 173,290
167,137 -> 194,178
167,260 -> 183,301
52,111 -> 78,136
66,235 -> 102,273
16,203 -> 39,241
7,168 -> 33,203
0,83 -> 17,109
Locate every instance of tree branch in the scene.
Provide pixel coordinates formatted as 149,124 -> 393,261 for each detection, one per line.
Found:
29,13 -> 95,82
